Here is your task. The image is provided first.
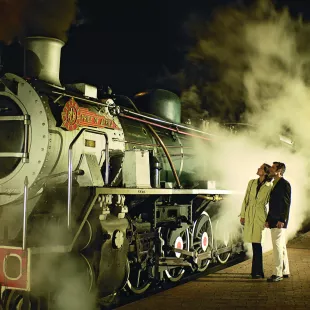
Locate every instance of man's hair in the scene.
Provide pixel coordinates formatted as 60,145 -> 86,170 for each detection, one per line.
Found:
273,162 -> 286,176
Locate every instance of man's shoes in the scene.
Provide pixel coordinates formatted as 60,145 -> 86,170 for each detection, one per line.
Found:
251,274 -> 264,279
267,275 -> 283,282
283,274 -> 290,278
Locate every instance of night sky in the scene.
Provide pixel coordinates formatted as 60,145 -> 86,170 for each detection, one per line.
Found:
1,0 -> 310,98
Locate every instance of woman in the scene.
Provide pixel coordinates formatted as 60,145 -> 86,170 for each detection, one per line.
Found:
239,163 -> 272,279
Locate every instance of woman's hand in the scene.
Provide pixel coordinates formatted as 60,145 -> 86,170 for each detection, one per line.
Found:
240,217 -> 245,225
276,221 -> 284,228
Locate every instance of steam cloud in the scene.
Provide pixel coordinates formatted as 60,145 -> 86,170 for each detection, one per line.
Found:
0,0 -> 76,44
184,0 -> 310,253
30,214 -> 97,310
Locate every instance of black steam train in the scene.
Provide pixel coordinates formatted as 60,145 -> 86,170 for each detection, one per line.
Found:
0,37 -> 244,309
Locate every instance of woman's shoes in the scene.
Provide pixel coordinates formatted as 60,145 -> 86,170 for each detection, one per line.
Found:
251,274 -> 265,279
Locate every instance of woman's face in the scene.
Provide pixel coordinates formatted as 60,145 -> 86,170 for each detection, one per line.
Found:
256,164 -> 266,177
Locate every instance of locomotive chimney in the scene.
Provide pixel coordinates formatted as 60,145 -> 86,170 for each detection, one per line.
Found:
24,36 -> 64,87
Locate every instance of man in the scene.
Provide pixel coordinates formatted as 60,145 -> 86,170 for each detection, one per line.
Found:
265,162 -> 291,282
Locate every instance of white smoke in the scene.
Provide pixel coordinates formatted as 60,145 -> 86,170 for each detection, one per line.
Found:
184,0 -> 310,254
191,123 -> 305,254
28,207 -> 97,310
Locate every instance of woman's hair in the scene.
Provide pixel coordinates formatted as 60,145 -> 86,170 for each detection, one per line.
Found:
263,163 -> 272,182
263,163 -> 271,174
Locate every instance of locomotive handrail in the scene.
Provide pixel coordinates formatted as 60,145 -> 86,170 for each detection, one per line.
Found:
51,90 -> 114,108
120,108 -> 218,137
0,116 -> 25,121
67,128 -> 109,230
22,176 -> 29,250
119,113 -> 212,142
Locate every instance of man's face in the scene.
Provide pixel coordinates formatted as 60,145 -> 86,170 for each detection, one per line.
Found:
269,163 -> 278,177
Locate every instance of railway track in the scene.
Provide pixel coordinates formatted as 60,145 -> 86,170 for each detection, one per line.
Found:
102,253 -> 246,310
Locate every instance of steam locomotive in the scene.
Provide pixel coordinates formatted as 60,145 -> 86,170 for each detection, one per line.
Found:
0,37 -> 244,309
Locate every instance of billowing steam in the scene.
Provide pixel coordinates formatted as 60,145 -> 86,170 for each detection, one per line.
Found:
183,0 -> 310,252
30,210 -> 97,310
0,0 -> 76,44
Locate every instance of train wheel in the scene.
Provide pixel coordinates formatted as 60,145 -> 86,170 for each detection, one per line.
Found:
214,221 -> 232,264
2,290 -> 45,310
193,211 -> 213,272
126,259 -> 152,294
165,228 -> 190,282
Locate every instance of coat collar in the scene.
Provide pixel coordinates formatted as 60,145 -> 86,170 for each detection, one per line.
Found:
271,177 -> 284,191
263,181 -> 273,188
256,178 -> 272,188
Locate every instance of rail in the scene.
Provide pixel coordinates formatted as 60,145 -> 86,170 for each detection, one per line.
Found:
0,115 -> 30,162
67,128 -> 109,230
22,176 -> 29,250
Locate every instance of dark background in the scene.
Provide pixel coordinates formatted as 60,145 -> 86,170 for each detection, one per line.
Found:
0,0 -> 309,97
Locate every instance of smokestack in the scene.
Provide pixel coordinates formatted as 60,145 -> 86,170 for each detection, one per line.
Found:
24,36 -> 64,86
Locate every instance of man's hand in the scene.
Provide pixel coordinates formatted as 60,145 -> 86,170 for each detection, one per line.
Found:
240,217 -> 245,225
265,222 -> 269,228
276,221 -> 284,228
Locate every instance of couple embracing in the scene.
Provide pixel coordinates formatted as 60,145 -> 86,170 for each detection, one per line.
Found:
239,162 -> 291,282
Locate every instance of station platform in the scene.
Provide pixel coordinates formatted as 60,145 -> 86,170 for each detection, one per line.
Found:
118,232 -> 310,310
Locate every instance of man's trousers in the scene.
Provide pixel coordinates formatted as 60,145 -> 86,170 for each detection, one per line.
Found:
271,228 -> 290,277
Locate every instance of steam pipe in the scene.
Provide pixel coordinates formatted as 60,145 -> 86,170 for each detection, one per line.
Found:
147,125 -> 181,188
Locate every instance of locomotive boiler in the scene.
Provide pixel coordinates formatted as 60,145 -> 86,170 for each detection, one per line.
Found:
0,37 -> 243,309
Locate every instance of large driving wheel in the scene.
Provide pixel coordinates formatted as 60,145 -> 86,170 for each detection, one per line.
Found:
164,228 -> 190,282
2,290 -> 44,310
214,220 -> 232,264
193,211 -> 213,272
126,257 -> 152,294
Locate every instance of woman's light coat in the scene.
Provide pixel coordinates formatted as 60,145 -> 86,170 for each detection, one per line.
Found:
240,179 -> 272,243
